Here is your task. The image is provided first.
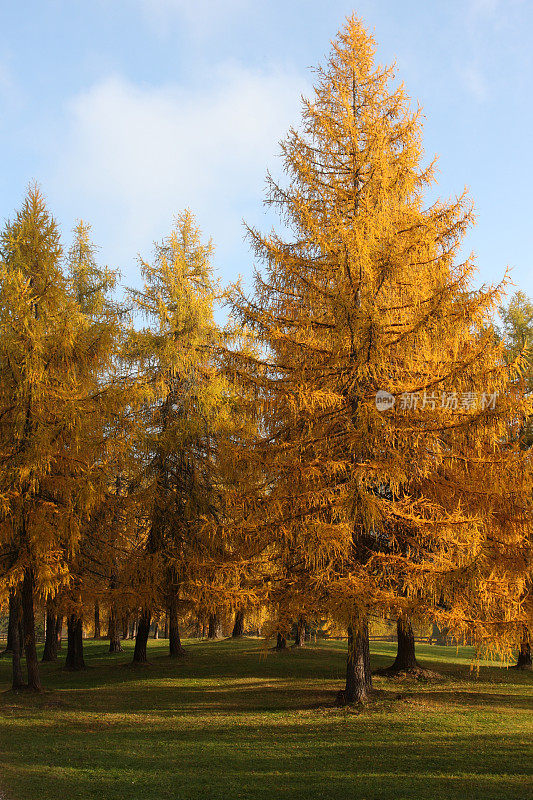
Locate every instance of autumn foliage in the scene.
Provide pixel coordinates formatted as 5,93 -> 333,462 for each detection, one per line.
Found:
0,16 -> 531,699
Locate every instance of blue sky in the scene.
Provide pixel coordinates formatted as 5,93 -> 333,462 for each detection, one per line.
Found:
0,0 -> 531,303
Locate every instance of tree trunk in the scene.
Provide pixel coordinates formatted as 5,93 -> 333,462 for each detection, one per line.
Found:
132,610 -> 151,664
341,621 -> 372,704
130,617 -> 137,639
513,628 -> 532,669
65,614 -> 85,670
390,615 -> 419,671
21,567 -> 42,691
55,615 -> 63,650
292,617 -> 306,647
122,613 -> 130,639
208,613 -> 222,639
276,632 -> 287,650
232,609 -> 245,638
2,592 -> 17,654
163,614 -> 169,639
107,605 -> 122,653
169,596 -> 185,657
11,592 -> 24,690
430,622 -> 448,645
18,617 -> 25,652
42,609 -> 59,661
93,601 -> 101,639
153,624 -> 159,639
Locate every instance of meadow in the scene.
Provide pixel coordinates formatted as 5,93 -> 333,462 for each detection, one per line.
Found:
0,638 -> 531,800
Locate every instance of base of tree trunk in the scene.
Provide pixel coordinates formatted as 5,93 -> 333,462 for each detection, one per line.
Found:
275,633 -> 287,651
377,615 -> 420,675
169,631 -> 186,657
374,616 -> 442,680
512,639 -> 532,670
132,610 -> 151,664
169,597 -> 186,657
292,618 -> 306,648
107,606 -> 122,653
207,613 -> 223,639
375,664 -> 442,680
65,615 -> 86,671
337,621 -> 372,705
11,592 -> 24,691
232,609 -> 245,638
42,610 -> 59,662
21,568 -> 42,691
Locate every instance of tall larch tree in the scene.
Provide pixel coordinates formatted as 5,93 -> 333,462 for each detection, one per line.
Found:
0,187 -> 118,690
127,210 -> 233,663
230,17 -> 532,702
60,220 -> 123,670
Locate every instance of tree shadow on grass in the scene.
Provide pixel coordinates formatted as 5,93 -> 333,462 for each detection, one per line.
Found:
0,639 -> 531,800
394,687 -> 533,711
1,718 -> 531,800
1,638 -> 529,714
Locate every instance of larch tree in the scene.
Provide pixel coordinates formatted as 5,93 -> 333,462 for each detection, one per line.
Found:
229,17 -> 532,702
0,187 -> 118,690
60,220 -> 123,671
127,210 -> 233,663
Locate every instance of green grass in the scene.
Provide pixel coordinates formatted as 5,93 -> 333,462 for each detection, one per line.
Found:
0,637 -> 531,800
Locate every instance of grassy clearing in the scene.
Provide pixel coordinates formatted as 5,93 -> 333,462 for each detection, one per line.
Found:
0,638 -> 531,800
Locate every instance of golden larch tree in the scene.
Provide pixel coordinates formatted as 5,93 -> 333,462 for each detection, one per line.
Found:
229,17 -> 532,702
0,189 -> 120,690
126,211 -> 234,662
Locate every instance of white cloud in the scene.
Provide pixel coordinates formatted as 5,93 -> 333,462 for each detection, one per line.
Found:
49,63 -> 308,283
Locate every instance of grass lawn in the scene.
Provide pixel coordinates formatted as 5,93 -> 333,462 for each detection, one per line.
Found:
0,637 -> 531,800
